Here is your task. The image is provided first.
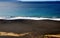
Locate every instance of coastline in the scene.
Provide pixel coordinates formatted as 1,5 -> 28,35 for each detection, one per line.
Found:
0,17 -> 60,37
0,17 -> 60,21
0,19 -> 60,34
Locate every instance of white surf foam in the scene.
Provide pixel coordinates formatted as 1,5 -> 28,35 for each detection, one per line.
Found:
0,16 -> 60,21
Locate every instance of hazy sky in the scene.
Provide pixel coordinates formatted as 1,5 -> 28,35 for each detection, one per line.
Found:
0,0 -> 60,1
18,0 -> 60,1
0,0 -> 17,1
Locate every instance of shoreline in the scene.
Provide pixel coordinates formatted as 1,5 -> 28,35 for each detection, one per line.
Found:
0,17 -> 60,21
0,19 -> 60,34
0,19 -> 60,38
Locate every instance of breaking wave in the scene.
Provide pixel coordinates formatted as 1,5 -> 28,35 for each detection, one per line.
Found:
0,16 -> 60,21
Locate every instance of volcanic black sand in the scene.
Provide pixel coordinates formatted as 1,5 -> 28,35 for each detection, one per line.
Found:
0,19 -> 60,38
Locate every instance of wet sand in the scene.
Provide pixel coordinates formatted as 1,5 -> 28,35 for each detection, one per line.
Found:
0,19 -> 60,34
0,19 -> 60,38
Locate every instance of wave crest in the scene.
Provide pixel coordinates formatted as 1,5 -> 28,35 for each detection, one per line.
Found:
0,16 -> 60,21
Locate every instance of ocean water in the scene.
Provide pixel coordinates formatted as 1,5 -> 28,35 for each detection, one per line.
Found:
0,1 -> 60,17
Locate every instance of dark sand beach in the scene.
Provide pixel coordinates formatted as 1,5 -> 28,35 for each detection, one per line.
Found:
0,19 -> 60,38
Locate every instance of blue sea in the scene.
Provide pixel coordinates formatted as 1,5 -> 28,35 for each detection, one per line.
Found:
0,1 -> 60,17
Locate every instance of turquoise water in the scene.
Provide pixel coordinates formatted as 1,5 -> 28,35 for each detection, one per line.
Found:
0,1 -> 60,17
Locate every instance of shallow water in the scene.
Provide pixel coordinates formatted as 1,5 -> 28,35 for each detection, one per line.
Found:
0,1 -> 60,17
